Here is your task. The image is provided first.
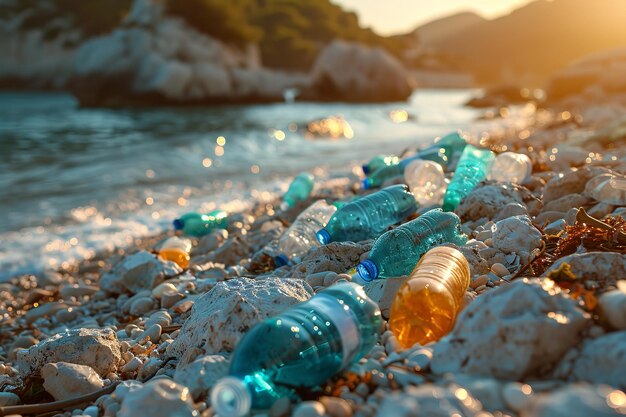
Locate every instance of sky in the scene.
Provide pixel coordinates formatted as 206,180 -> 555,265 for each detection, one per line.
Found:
333,0 -> 535,35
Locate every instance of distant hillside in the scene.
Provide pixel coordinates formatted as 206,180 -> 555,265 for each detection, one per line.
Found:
414,12 -> 484,45
428,0 -> 626,86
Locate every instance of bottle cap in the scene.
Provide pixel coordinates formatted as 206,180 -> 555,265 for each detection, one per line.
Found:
211,377 -> 252,417
316,229 -> 331,245
274,254 -> 289,267
361,178 -> 371,190
357,260 -> 379,281
172,219 -> 184,230
362,164 -> 371,175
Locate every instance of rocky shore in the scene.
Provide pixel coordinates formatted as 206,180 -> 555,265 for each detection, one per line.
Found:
1,95 -> 626,417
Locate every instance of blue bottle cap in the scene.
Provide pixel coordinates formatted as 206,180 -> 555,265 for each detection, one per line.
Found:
362,164 -> 370,175
274,254 -> 289,267
361,178 -> 371,190
357,260 -> 379,281
316,229 -> 331,245
173,219 -> 184,230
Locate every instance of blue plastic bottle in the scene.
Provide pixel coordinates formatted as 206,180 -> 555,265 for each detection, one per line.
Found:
211,283 -> 382,417
362,132 -> 467,190
173,210 -> 228,237
362,155 -> 399,175
442,144 -> 495,212
282,173 -> 315,209
357,209 -> 467,281
316,184 -> 417,244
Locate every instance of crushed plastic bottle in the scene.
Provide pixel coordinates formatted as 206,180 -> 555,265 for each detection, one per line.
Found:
362,132 -> 467,190
389,246 -> 470,348
157,236 -> 192,269
442,144 -> 495,212
173,210 -> 228,237
404,159 -> 447,207
275,200 -> 337,266
357,209 -> 467,281
316,184 -> 417,244
584,173 -> 626,205
282,173 -> 315,210
362,155 -> 399,175
211,282 -> 382,417
487,151 -> 532,184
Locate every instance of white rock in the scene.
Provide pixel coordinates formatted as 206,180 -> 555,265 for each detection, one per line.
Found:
546,252 -> 626,287
16,328 -> 121,377
167,277 -> 313,358
521,384 -> 623,417
139,324 -> 162,342
83,405 -> 99,417
121,357 -> 143,373
292,401 -> 325,417
432,279 -> 591,380
492,215 -> 543,263
375,384 -> 484,417
568,331 -> 626,389
502,382 -> 534,412
292,241 -> 372,278
453,375 -> 506,411
542,167 -> 611,204
129,296 -> 156,316
118,379 -> 194,417
173,355 -> 229,400
100,251 -> 181,295
493,202 -> 529,222
194,229 -> 229,255
598,286 -> 626,330
363,277 -> 407,319
152,283 -> 178,299
456,182 -> 541,221
42,362 -> 104,401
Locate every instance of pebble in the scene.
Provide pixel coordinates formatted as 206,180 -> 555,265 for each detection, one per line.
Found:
490,263 -> 509,277
140,324 -> 162,342
0,392 -> 21,406
83,406 -> 99,417
42,362 -> 104,401
121,357 -> 143,373
269,397 -> 291,417
388,367 -> 425,387
405,348 -> 433,371
151,282 -> 178,299
323,271 -> 340,286
129,297 -> 155,316
292,401 -> 326,417
319,396 -> 353,417
470,275 -> 489,289
502,382 -> 533,411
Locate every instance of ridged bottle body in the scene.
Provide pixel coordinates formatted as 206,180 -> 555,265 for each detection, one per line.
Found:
276,200 -> 337,264
357,209 -> 467,281
158,237 -> 192,269
173,210 -> 228,237
316,185 -> 417,244
442,145 -> 495,212
389,246 -> 470,348
362,155 -> 399,175
488,152 -> 532,184
211,283 -> 382,416
283,173 -> 315,209
403,160 -> 446,207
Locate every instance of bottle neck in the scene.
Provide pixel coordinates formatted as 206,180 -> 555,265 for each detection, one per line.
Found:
211,377 -> 252,417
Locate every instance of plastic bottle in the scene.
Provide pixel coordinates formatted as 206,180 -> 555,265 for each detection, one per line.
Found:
362,155 -> 399,175
442,144 -> 495,212
157,236 -> 192,269
275,200 -> 337,266
282,173 -> 315,210
357,209 -> 467,281
389,246 -> 470,348
173,210 -> 228,237
316,184 -> 417,244
211,282 -> 382,417
487,152 -> 532,184
362,132 -> 467,190
404,159 -> 447,207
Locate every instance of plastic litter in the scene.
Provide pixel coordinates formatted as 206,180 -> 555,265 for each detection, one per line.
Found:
487,151 -> 532,184
442,144 -> 495,212
157,236 -> 192,269
173,210 -> 228,237
282,172 -> 315,210
404,159 -> 447,207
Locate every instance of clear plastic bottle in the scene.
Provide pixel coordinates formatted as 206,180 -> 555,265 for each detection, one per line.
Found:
357,209 -> 467,281
584,173 -> 626,205
211,282 -> 382,417
389,246 -> 470,348
404,159 -> 446,207
275,200 -> 337,266
316,184 -> 417,244
442,144 -> 495,212
487,152 -> 532,184
362,132 -> 467,190
362,155 -> 399,175
173,210 -> 228,237
282,173 -> 315,210
157,236 -> 192,269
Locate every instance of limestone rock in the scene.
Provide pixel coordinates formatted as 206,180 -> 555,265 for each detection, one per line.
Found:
492,215 -> 543,263
16,328 -> 121,377
431,279 -> 591,379
167,277 -> 313,358
363,277 -> 407,319
307,40 -> 413,102
292,241 -> 372,278
455,182 -> 541,222
42,362 -> 104,401
118,379 -> 195,417
546,252 -> 626,288
542,167 -> 610,204
521,384 -> 624,417
542,193 -> 590,213
173,355 -> 229,400
100,250 -> 182,294
569,331 -> 626,389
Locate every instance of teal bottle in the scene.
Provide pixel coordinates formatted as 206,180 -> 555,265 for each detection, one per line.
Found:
362,132 -> 467,190
316,184 -> 417,244
282,173 -> 315,209
362,154 -> 399,175
173,210 -> 228,237
357,209 -> 467,281
210,283 -> 382,417
442,144 -> 495,212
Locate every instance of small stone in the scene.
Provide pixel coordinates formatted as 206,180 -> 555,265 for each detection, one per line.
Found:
363,277 -> 407,319
0,392 -> 21,406
470,275 -> 489,290
121,357 -> 143,373
173,355 -> 229,400
598,286 -> 626,330
405,348 -> 432,371
305,272 -> 327,287
84,405 -> 99,417
569,331 -> 626,389
152,283 -> 178,299
42,362 -> 104,401
490,263 -> 509,277
323,271 -> 340,286
269,397 -> 292,417
60,285 -> 99,299
118,380 -> 194,417
319,396 -> 353,417
292,401 -> 326,417
129,297 -> 155,316
140,324 -> 162,342
502,382 -> 533,411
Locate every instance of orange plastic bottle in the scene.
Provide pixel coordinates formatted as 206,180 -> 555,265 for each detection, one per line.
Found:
158,237 -> 191,269
389,246 -> 470,348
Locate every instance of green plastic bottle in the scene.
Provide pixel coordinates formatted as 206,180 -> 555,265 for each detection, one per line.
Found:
211,283 -> 382,417
357,209 -> 467,281
362,155 -> 399,175
173,210 -> 228,237
316,184 -> 417,244
442,144 -> 495,212
282,173 -> 315,209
